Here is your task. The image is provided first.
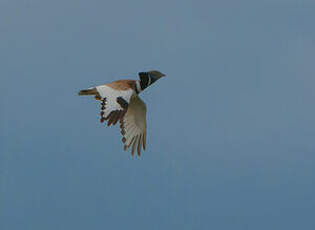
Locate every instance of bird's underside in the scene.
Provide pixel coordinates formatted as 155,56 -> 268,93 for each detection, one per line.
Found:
78,80 -> 147,156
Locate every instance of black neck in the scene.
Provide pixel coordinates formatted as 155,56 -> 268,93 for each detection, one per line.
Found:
139,72 -> 157,91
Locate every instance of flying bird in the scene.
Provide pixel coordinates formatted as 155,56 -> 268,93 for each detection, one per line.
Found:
78,70 -> 165,156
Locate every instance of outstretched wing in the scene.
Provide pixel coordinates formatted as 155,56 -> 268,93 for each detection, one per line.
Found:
120,95 -> 147,156
96,85 -> 134,126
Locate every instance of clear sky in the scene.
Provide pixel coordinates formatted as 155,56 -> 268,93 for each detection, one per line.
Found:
1,0 -> 315,229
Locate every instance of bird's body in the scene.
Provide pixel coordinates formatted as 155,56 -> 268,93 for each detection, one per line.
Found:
78,70 -> 165,156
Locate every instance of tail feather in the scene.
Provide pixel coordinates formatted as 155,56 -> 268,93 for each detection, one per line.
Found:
78,88 -> 98,96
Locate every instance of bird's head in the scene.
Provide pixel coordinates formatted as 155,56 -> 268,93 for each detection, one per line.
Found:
146,70 -> 166,85
148,70 -> 166,80
138,70 -> 165,92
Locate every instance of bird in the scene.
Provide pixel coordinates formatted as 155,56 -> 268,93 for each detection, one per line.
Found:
78,70 -> 166,156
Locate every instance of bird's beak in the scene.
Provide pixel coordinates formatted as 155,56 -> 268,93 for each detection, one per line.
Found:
161,73 -> 166,77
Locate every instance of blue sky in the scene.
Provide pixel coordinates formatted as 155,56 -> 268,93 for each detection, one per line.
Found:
1,0 -> 315,229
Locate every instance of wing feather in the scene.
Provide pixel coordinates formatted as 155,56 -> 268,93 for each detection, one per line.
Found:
79,83 -> 147,156
95,85 -> 133,126
120,95 -> 147,156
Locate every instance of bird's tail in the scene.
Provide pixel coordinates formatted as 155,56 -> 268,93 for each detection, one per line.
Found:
78,87 -> 98,96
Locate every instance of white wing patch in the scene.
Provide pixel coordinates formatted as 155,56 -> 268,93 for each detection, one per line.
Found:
96,85 -> 134,126
120,95 -> 147,156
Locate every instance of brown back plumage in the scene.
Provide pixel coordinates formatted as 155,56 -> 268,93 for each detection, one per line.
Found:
106,80 -> 136,91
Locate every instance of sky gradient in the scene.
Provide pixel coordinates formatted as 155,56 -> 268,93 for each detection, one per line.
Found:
1,0 -> 315,229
